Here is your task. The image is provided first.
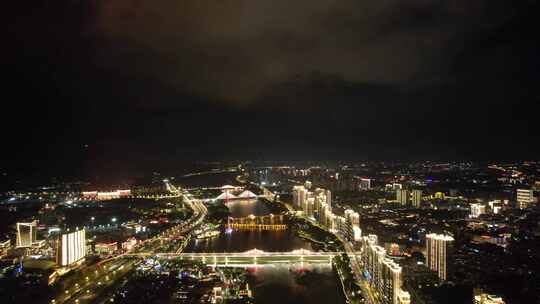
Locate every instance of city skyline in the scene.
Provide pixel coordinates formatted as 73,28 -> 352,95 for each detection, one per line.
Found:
2,1 -> 539,303
1,161 -> 539,303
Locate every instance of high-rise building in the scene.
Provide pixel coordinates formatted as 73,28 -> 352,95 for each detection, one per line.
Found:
361,234 -> 409,304
305,197 -> 314,218
333,216 -> 348,239
304,180 -> 312,190
16,221 -> 37,248
470,203 -> 486,218
344,209 -> 360,227
57,229 -> 87,266
318,202 -> 328,224
516,189 -> 534,209
411,190 -> 423,208
344,209 -> 361,241
326,213 -> 336,230
293,185 -> 362,243
314,193 -> 323,214
426,233 -> 454,281
396,189 -> 409,205
292,186 -> 309,210
325,189 -> 332,210
292,185 -> 301,208
382,258 -> 403,304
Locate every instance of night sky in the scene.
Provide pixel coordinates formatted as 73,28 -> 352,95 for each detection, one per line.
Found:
3,1 -> 540,180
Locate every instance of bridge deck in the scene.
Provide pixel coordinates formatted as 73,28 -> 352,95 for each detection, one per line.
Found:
125,249 -> 347,258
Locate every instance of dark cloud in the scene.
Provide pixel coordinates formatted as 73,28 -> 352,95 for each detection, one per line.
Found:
87,0 -> 522,104
2,0 -> 539,180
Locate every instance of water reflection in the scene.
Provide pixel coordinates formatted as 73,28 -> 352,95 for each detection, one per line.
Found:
186,198 -> 345,304
187,199 -> 311,253
247,265 -> 346,304
224,199 -> 268,217
190,229 -> 313,253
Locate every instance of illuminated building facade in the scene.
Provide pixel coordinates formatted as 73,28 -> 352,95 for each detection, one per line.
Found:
292,185 -> 309,210
396,189 -> 409,205
293,185 -> 359,242
57,229 -> 86,266
470,203 -> 486,218
325,189 -> 332,210
434,192 -> 445,200
0,240 -> 11,257
488,200 -> 503,214
361,234 -> 410,304
426,233 -> 454,281
359,178 -> 371,190
305,197 -> 314,217
344,209 -> 361,241
122,237 -> 138,252
16,221 -> 37,247
516,189 -> 534,209
397,290 -> 411,304
81,189 -> 131,200
95,242 -> 118,255
411,190 -> 422,208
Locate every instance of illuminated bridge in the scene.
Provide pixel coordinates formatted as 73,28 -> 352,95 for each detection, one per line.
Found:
127,249 -> 341,266
227,214 -> 287,231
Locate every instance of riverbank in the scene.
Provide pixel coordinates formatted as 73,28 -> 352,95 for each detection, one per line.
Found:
266,193 -> 364,303
258,197 -> 289,214
297,230 -> 326,246
292,218 -> 362,303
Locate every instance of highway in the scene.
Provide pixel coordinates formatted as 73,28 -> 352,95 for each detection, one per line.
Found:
51,258 -> 137,304
51,186 -> 207,304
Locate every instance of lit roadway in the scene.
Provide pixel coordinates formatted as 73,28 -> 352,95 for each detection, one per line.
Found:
51,258 -> 137,304
182,168 -> 238,177
303,217 -> 378,304
52,188 -> 207,304
339,235 -> 378,304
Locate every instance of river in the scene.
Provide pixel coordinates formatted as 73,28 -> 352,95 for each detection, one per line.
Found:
185,196 -> 346,304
